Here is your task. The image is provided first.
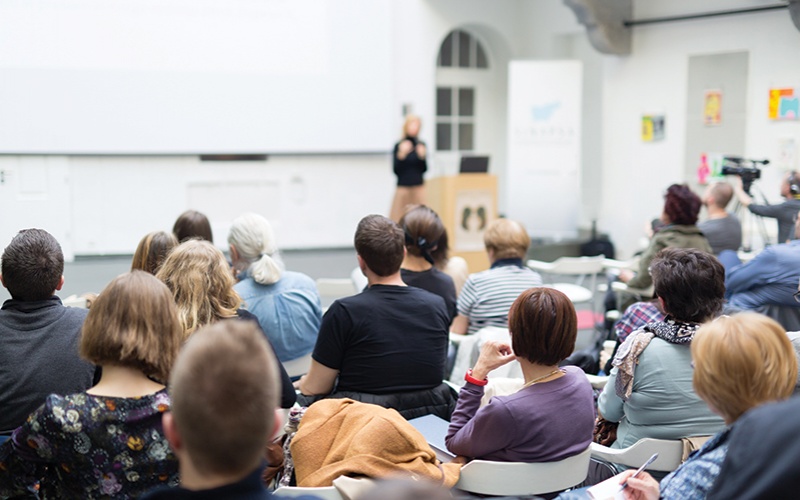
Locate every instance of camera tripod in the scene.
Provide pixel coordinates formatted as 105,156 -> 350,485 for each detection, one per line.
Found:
731,182 -> 772,252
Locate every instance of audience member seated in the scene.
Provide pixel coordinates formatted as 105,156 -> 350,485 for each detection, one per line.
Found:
697,181 -> 742,255
719,216 -> 800,310
0,229 -> 95,434
614,299 -> 665,345
561,313 -> 797,499
297,215 -> 453,419
228,212 -> 322,363
399,205 -> 457,320
619,184 -> 711,291
156,240 -> 296,408
451,218 -> 542,335
598,249 -> 726,453
172,209 -> 213,243
707,397 -> 800,499
131,230 -> 179,275
0,271 -> 181,498
446,287 -> 594,463
142,321 -> 310,499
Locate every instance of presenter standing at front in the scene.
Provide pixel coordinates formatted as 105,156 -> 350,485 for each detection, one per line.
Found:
390,115 -> 427,222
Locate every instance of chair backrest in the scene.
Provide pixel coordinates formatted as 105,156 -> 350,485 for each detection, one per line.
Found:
448,327 -> 522,384
549,255 -> 606,275
455,446 -> 592,496
590,438 -> 684,472
282,352 -> 313,379
274,486 -> 342,500
350,266 -> 368,292
315,278 -> 357,300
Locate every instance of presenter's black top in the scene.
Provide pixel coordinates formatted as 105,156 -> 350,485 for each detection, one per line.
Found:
393,136 -> 428,187
312,284 -> 449,394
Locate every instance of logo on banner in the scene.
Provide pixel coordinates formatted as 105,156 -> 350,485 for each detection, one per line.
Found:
513,100 -> 576,145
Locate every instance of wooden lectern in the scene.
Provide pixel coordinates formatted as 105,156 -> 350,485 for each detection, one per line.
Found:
427,174 -> 497,273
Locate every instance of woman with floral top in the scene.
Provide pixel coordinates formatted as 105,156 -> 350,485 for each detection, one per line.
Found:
0,271 -> 183,499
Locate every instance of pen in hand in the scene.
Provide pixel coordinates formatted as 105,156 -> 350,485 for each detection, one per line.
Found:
618,453 -> 659,492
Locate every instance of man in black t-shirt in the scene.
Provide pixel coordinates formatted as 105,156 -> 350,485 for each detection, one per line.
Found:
297,215 -> 449,397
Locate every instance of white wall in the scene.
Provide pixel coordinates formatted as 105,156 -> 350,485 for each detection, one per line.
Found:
600,5 -> 800,257
3,1 -> 798,260
0,155 -> 394,255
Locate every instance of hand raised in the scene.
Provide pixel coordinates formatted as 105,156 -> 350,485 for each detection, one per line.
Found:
397,140 -> 414,159
471,340 -> 515,380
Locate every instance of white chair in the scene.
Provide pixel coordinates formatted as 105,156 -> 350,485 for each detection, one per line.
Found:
590,438 -> 684,473
527,255 -> 606,307
455,446 -> 592,496
62,294 -> 88,308
282,352 -> 313,379
585,373 -> 609,390
315,278 -> 357,305
350,266 -> 367,292
274,486 -> 342,500
599,257 -> 651,299
448,327 -> 522,385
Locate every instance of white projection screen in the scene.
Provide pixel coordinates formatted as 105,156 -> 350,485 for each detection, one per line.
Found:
0,0 -> 393,154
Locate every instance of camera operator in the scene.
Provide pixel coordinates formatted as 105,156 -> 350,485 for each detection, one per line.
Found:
732,171 -> 800,244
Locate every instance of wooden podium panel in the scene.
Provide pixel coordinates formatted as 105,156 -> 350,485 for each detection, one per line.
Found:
427,174 -> 497,273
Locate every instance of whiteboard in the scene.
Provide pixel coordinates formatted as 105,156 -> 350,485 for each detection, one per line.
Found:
0,0 -> 394,154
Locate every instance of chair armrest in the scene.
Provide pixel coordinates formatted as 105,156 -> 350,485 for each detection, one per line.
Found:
591,439 -> 683,472
602,258 -> 630,270
526,259 -> 556,272
449,332 -> 469,344
611,282 -> 654,296
585,374 -> 609,389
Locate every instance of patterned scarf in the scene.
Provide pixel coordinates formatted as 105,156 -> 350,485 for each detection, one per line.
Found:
612,316 -> 700,401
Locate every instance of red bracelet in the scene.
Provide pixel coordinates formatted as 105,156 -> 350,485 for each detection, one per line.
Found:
465,369 -> 488,386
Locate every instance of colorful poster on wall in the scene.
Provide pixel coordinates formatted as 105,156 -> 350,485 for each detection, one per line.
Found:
769,88 -> 799,120
704,90 -> 722,125
642,115 -> 665,142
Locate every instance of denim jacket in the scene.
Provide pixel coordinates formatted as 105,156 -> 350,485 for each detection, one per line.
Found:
234,270 -> 322,362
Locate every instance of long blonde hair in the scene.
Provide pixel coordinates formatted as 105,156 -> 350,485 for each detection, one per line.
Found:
156,240 -> 242,339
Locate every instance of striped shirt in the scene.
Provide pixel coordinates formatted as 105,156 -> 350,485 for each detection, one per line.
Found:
457,261 -> 543,335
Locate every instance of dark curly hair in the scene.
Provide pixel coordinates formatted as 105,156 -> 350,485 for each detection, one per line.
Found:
663,184 -> 702,226
651,247 -> 724,322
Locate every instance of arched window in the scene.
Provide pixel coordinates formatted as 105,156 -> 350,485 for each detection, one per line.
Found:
436,30 -> 488,152
437,30 -> 489,69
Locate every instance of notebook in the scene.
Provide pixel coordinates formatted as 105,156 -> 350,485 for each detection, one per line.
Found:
408,414 -> 456,462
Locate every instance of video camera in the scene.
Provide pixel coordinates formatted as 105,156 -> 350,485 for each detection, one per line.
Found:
721,156 -> 769,195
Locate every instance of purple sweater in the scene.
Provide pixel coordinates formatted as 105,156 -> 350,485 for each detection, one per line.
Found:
445,366 -> 595,462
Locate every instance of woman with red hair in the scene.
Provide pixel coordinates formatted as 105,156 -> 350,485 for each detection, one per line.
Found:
619,184 -> 711,290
